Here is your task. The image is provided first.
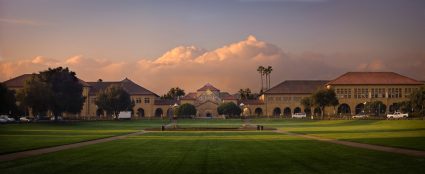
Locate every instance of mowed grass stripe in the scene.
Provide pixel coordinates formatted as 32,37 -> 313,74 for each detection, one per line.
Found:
252,119 -> 425,150
1,132 -> 425,174
0,120 -> 166,154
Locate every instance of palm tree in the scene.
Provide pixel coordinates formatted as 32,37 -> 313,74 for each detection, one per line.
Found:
257,66 -> 265,92
265,66 -> 273,89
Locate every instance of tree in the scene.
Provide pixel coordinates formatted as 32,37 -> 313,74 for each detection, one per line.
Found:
0,83 -> 17,115
238,88 -> 255,100
95,85 -> 134,119
174,103 -> 196,118
264,66 -> 273,90
217,102 -> 241,117
311,88 -> 339,119
257,66 -> 265,92
408,86 -> 425,117
17,74 -> 53,117
398,101 -> 412,115
17,67 -> 85,120
39,67 -> 85,120
300,97 -> 313,116
161,87 -> 185,100
364,101 -> 386,117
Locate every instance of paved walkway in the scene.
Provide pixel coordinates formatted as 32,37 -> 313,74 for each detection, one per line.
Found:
0,131 -> 146,162
274,129 -> 425,157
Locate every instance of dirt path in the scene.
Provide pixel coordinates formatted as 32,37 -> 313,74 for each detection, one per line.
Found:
0,131 -> 146,162
274,129 -> 425,157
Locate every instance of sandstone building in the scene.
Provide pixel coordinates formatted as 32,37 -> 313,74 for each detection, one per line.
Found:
3,72 -> 424,118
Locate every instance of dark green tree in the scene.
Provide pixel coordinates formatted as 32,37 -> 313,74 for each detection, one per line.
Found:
39,67 -> 85,120
311,88 -> 339,119
0,83 -> 17,115
95,85 -> 134,119
409,86 -> 425,117
300,97 -> 313,116
364,101 -> 386,116
161,87 -> 185,100
17,74 -> 53,117
239,88 -> 255,100
174,103 -> 196,118
217,102 -> 241,117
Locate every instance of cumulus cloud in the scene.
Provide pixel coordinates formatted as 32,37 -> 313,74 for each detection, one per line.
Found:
1,35 -> 424,94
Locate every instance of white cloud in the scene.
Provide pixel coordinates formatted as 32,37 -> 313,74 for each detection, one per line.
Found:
1,35 -> 424,94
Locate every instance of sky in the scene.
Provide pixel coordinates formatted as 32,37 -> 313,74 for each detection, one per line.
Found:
0,0 -> 424,94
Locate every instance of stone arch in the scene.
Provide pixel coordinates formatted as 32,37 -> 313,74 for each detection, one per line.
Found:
389,103 -> 399,113
254,108 -> 263,116
283,107 -> 291,117
337,104 -> 351,115
294,107 -> 301,113
167,108 -> 174,118
355,103 -> 365,114
155,108 -> 163,117
137,108 -> 145,117
273,107 -> 281,116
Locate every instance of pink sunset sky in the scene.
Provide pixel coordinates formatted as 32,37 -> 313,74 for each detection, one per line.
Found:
1,0 -> 424,94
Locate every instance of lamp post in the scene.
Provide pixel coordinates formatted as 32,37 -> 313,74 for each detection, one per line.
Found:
239,103 -> 245,118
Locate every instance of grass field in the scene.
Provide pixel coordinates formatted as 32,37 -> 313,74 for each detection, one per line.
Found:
1,119 -> 425,174
0,120 -> 167,154
251,119 -> 425,150
1,131 -> 425,174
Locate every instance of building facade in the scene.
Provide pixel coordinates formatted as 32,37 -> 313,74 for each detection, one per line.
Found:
3,72 -> 424,118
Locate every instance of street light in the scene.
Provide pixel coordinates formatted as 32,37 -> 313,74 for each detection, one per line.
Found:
240,103 -> 245,117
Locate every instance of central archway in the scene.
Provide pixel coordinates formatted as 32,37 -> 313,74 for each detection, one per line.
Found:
206,112 -> 212,117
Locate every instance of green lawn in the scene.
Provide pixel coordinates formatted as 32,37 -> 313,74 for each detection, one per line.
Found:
0,120 -> 167,154
252,119 -> 425,150
1,131 -> 424,174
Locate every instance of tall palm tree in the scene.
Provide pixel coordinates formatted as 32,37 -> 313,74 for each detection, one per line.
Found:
257,66 -> 265,92
266,66 -> 273,89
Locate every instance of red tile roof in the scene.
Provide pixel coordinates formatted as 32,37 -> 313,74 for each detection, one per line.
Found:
327,72 -> 422,85
220,92 -> 238,100
180,92 -> 197,100
87,78 -> 158,96
265,80 -> 329,94
154,99 -> 178,105
3,74 -> 90,88
197,83 -> 220,92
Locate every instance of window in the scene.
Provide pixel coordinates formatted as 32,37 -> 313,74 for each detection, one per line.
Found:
371,88 -> 385,98
354,88 -> 368,99
388,88 -> 402,98
91,97 -> 96,104
336,88 -> 352,99
282,97 -> 291,101
136,98 -> 142,103
268,97 -> 274,101
292,97 -> 301,101
276,97 -> 281,101
144,98 -> 150,104
404,88 -> 417,98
